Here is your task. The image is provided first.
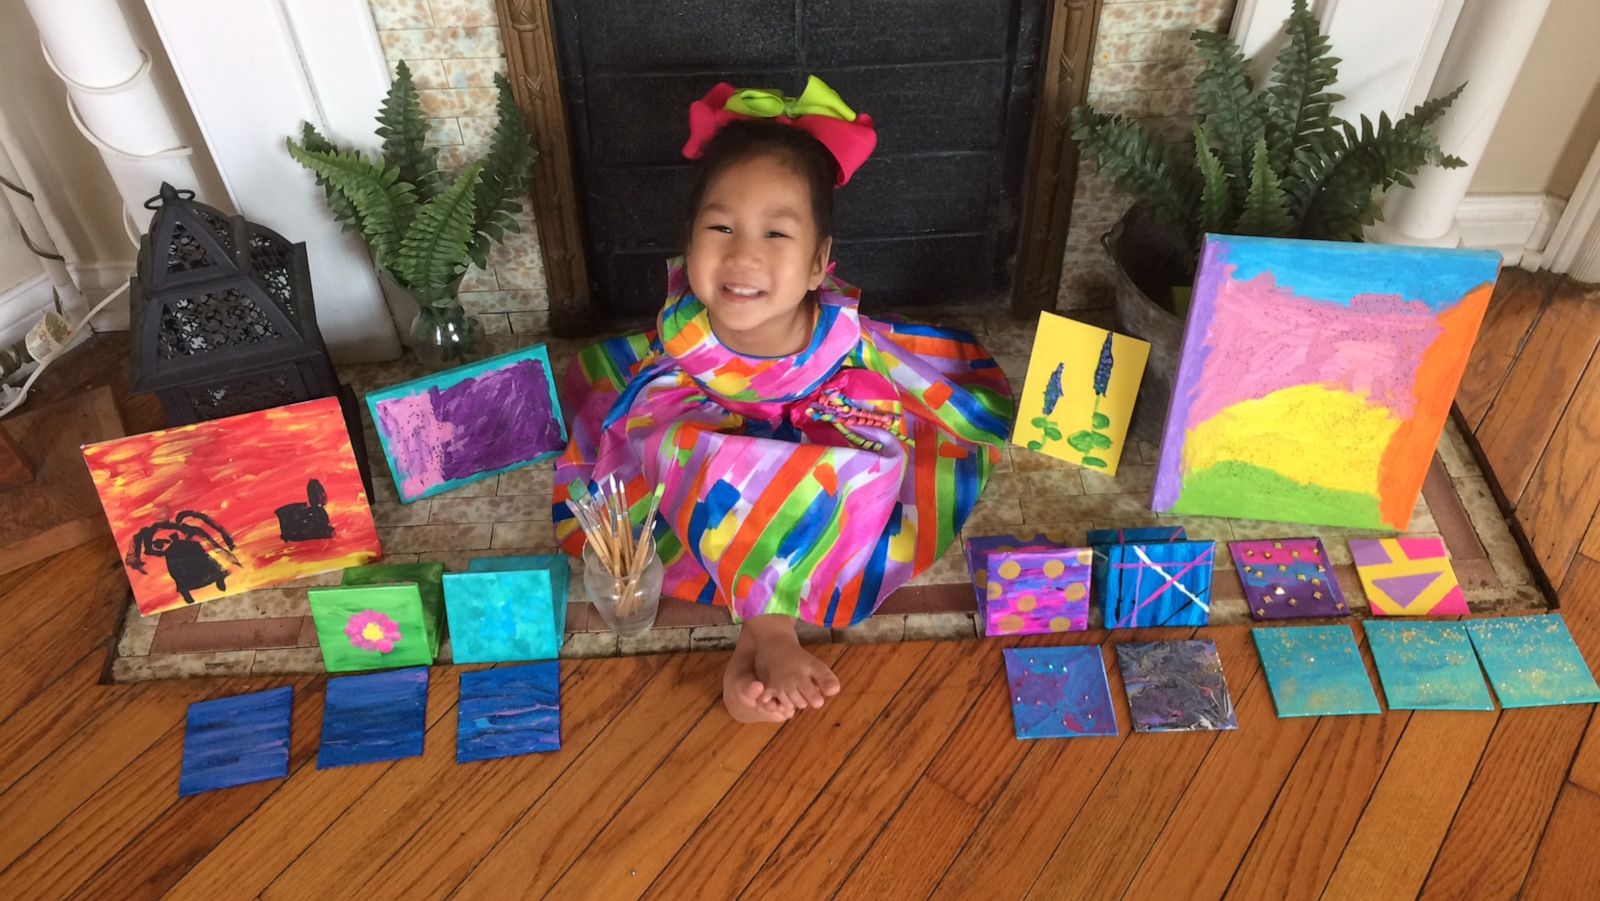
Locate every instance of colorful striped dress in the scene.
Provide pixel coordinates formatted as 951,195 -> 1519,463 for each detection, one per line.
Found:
553,262 -> 1013,626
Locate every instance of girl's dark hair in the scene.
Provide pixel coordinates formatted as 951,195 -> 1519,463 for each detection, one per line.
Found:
683,119 -> 838,249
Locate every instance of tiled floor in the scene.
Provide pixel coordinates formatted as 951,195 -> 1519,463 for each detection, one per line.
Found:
108,314 -> 1546,681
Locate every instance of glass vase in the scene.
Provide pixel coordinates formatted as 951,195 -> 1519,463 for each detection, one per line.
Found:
409,304 -> 485,371
582,528 -> 664,639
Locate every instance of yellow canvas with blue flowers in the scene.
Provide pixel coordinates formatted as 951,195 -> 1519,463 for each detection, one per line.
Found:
1011,312 -> 1148,476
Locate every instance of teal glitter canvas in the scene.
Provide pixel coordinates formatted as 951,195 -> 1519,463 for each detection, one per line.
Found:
444,554 -> 569,664
1466,615 -> 1600,708
1365,620 -> 1493,711
1253,624 -> 1380,717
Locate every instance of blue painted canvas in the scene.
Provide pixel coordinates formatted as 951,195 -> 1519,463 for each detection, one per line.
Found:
1117,640 -> 1238,732
1365,620 -> 1493,711
1003,646 -> 1117,739
1254,625 -> 1381,717
179,686 -> 293,797
1102,540 -> 1215,628
445,556 -> 568,663
367,344 -> 566,503
1087,526 -> 1186,609
317,667 -> 430,769
1467,615 -> 1600,708
458,661 -> 561,763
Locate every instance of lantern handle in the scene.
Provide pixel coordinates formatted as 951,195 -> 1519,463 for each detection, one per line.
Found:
143,185 -> 196,210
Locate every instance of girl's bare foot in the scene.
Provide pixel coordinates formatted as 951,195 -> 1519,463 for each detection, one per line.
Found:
746,614 -> 842,710
723,626 -> 795,723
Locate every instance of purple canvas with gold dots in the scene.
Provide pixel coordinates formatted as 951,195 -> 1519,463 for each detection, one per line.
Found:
983,547 -> 1093,635
1231,538 -> 1347,620
1003,646 -> 1118,740
964,533 -> 1058,610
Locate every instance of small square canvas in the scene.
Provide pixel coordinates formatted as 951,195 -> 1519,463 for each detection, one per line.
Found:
179,686 -> 293,796
317,667 -> 430,769
964,533 -> 1059,609
982,547 -> 1093,635
1365,620 -> 1492,711
367,344 -> 566,503
1011,312 -> 1149,476
1002,646 -> 1118,739
1349,537 -> 1467,616
1467,615 -> 1600,708
1088,526 -> 1186,606
1254,625 -> 1381,717
1232,538 -> 1348,620
1152,236 -> 1500,530
458,661 -> 562,763
1103,540 -> 1216,628
310,564 -> 445,672
445,554 -> 569,663
82,396 -> 381,615
1116,640 -> 1238,732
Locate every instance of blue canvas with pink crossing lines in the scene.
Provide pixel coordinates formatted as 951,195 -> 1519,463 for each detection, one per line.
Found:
1102,540 -> 1216,628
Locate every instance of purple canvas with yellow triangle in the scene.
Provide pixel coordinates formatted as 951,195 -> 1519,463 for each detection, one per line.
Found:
1349,537 -> 1467,616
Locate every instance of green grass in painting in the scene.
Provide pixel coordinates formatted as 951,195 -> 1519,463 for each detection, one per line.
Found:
1171,460 -> 1388,530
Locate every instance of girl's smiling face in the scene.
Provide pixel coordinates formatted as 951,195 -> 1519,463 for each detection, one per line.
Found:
686,153 -> 832,357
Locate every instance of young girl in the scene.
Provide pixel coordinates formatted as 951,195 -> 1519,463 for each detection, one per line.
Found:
555,77 -> 1013,722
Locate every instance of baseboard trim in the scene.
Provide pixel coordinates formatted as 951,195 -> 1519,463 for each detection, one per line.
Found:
68,260 -> 134,332
1457,193 -> 1565,268
0,272 -> 55,347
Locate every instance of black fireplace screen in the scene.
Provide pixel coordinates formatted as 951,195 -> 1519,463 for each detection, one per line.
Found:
548,0 -> 1048,317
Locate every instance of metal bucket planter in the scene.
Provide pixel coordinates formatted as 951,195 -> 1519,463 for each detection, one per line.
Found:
1103,204 -> 1193,446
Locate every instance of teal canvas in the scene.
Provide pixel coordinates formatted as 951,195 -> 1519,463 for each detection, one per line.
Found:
1467,615 -> 1600,708
1365,620 -> 1493,711
1254,624 -> 1381,717
445,555 -> 569,663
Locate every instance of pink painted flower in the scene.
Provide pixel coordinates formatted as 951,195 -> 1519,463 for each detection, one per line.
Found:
344,610 -> 402,653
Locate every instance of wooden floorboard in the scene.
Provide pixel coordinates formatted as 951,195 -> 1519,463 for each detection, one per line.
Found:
1515,351 -> 1600,588
1474,279 -> 1600,507
1519,784 -> 1600,899
1454,268 -> 1549,431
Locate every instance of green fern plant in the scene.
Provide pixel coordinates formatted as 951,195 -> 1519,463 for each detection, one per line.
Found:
286,61 -> 536,310
1072,0 -> 1464,264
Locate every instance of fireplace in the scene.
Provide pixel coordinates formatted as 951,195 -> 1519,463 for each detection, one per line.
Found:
495,0 -> 1104,333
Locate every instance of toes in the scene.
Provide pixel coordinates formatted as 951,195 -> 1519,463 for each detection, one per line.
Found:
817,673 -> 842,697
782,688 -> 809,712
799,682 -> 826,708
742,680 -> 767,702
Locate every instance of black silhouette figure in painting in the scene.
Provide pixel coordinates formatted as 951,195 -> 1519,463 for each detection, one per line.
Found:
126,510 -> 240,605
276,478 -> 335,542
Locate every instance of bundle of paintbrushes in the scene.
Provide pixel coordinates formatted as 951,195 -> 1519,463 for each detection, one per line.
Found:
565,477 -> 664,620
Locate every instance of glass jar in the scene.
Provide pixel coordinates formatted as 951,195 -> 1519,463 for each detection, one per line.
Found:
582,528 -> 664,638
409,305 -> 485,371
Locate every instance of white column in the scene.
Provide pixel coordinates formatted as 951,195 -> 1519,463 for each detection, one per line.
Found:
1544,140 -> 1600,281
21,0 -> 203,238
1368,0 -> 1555,247
145,0 -> 401,363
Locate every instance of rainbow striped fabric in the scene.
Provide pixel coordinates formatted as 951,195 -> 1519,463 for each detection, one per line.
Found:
553,261 -> 1013,626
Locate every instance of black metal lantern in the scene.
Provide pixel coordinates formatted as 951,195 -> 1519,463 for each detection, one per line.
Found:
129,183 -> 339,425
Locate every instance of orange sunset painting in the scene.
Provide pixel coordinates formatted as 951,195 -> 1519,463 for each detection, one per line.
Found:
82,397 -> 382,615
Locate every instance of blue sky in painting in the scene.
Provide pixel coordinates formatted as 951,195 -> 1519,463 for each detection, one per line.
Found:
1207,235 -> 1500,312
1467,615 -> 1600,708
1365,620 -> 1492,711
1254,625 -> 1381,717
179,686 -> 293,797
457,662 -> 561,763
317,667 -> 429,770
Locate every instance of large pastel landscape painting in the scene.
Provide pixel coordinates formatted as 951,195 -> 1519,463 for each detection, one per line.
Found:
1152,236 -> 1500,530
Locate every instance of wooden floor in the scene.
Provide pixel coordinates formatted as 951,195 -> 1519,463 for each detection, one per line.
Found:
4,274 -> 1600,899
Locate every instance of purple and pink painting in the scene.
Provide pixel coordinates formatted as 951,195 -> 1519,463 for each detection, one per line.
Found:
983,547 -> 1094,635
1003,646 -> 1118,740
1116,640 -> 1237,732
367,345 -> 566,503
1231,538 -> 1348,620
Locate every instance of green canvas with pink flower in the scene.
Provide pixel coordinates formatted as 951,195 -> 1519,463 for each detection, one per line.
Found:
309,563 -> 445,672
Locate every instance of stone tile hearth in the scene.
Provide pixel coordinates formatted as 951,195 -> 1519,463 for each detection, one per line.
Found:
107,314 -> 1545,682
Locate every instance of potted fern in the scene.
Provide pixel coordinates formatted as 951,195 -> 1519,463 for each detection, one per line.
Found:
287,61 -> 535,369
1071,0 -> 1464,440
